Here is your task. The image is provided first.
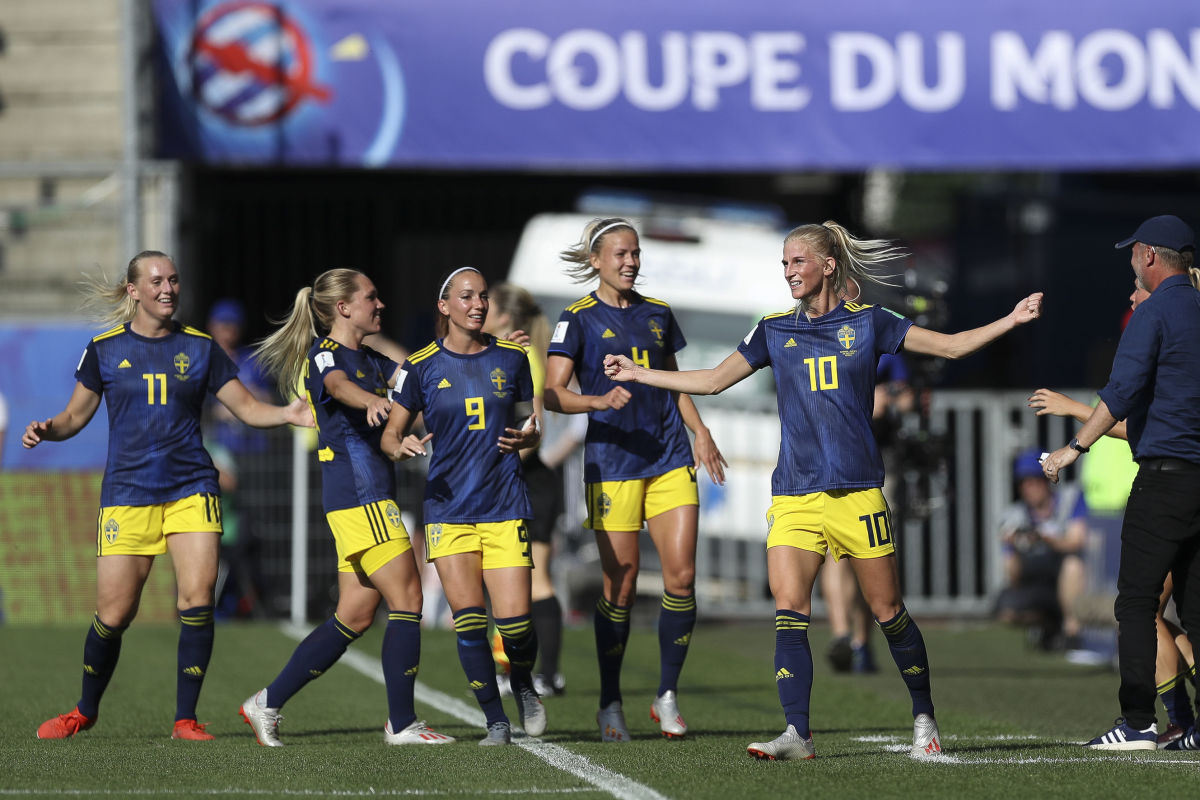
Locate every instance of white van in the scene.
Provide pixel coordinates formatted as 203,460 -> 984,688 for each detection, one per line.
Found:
507,209 -> 789,611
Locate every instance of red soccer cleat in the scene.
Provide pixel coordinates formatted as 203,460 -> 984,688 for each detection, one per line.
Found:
172,719 -> 215,741
36,707 -> 95,740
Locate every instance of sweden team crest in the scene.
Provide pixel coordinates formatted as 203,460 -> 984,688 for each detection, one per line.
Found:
598,492 -> 612,518
427,523 -> 443,547
837,324 -> 857,356
384,501 -> 401,528
174,352 -> 191,379
491,367 -> 507,396
103,518 -> 119,544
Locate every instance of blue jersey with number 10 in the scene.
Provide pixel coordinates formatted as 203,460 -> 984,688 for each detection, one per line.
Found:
75,322 -> 239,507
737,302 -> 913,496
394,336 -> 533,525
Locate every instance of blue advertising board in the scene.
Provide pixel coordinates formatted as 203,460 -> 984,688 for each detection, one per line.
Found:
153,1 -> 1200,169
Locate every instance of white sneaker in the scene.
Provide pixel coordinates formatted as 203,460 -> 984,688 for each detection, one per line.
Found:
747,725 -> 815,760
650,690 -> 687,738
238,689 -> 283,747
479,720 -> 512,746
383,718 -> 455,745
597,701 -> 631,742
911,713 -> 944,758
516,686 -> 547,737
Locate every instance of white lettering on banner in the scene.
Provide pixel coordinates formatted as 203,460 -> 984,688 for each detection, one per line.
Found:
992,29 -> 1200,110
485,28 -> 808,112
830,32 -> 965,112
486,27 -> 1200,115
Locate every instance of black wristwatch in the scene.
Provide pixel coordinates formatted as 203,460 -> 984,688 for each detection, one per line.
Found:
1069,437 -> 1090,454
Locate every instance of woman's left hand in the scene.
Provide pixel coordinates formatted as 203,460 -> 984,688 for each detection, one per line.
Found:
498,414 -> 540,453
284,397 -> 315,428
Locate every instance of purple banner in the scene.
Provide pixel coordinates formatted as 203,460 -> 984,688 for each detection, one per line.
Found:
153,0 -> 1200,169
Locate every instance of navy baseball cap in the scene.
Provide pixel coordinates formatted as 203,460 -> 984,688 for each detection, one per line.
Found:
1013,449 -> 1046,481
1114,214 -> 1195,252
208,298 -> 245,325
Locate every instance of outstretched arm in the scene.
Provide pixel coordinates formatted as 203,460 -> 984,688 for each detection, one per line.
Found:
903,293 -> 1043,360
216,379 -> 314,428
603,350 -> 754,396
22,382 -> 102,447
663,353 -> 728,485
1041,399 -> 1120,484
1028,388 -> 1128,440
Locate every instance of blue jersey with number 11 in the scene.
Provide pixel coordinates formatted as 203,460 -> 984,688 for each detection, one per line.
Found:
75,322 -> 239,507
737,302 -> 913,496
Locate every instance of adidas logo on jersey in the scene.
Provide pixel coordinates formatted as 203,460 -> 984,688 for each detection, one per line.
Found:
437,378 -> 452,389
356,370 -> 365,378
117,358 -> 132,368
602,328 -> 616,338
784,338 -> 797,348
776,667 -> 794,680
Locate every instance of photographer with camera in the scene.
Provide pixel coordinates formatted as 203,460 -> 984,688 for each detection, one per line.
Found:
994,449 -> 1090,652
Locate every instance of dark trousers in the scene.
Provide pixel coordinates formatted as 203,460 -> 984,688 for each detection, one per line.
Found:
1116,463 -> 1200,728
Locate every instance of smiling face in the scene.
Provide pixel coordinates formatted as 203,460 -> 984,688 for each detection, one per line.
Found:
590,229 -> 640,296
127,255 -> 180,323
782,238 -> 833,302
339,274 -> 384,335
438,269 -> 488,336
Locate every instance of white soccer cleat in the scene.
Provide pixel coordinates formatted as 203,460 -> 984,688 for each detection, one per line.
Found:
911,713 -> 945,758
597,701 -> 631,742
516,686 -> 547,737
479,720 -> 512,746
747,725 -> 815,760
650,690 -> 688,738
384,718 -> 455,745
239,689 -> 284,747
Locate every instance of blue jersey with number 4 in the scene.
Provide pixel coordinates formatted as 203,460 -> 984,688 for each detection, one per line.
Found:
737,302 -> 913,496
548,292 -> 693,483
75,322 -> 239,506
394,336 -> 533,525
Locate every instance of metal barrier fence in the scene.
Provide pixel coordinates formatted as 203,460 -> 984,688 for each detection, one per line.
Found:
226,389 -> 1097,625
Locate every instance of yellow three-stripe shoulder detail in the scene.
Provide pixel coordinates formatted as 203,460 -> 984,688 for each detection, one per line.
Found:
408,341 -> 440,364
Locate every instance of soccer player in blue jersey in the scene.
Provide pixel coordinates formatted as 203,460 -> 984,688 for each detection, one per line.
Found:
604,221 -> 1043,760
24,251 -> 313,741
238,268 -> 453,747
544,218 -> 728,742
381,267 -> 545,746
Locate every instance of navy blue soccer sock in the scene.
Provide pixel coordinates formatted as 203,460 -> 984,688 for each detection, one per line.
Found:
1159,669 -> 1196,729
773,609 -> 814,737
382,611 -> 421,731
878,606 -> 934,717
495,613 -> 538,694
454,607 -> 507,726
531,596 -> 564,678
657,590 -> 696,696
77,615 -> 127,719
594,596 -> 632,708
175,605 -> 214,722
266,615 -> 361,708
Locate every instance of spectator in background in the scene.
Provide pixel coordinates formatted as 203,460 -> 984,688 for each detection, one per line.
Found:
994,448 -> 1089,652
205,299 -> 271,618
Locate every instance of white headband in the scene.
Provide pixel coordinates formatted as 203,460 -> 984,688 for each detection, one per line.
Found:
588,221 -> 633,251
438,267 -> 481,300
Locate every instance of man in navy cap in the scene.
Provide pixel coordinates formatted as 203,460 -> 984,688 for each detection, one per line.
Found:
1043,214 -> 1200,750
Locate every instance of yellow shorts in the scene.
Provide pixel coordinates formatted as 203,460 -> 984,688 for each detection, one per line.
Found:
327,499 -> 413,574
425,519 -> 532,570
584,466 -> 699,532
765,489 -> 894,561
97,492 -> 222,556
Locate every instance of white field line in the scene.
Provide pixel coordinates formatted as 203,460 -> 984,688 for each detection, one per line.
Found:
281,623 -> 671,800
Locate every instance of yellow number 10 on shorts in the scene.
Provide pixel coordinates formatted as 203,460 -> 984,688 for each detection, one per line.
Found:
765,488 -> 893,561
